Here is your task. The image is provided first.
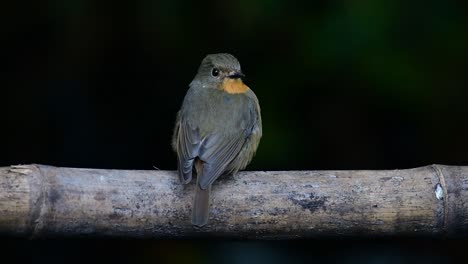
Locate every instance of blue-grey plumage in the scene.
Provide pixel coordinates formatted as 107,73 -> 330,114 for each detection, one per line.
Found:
172,53 -> 262,226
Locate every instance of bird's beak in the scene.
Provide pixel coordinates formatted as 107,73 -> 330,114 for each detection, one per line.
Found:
227,71 -> 245,80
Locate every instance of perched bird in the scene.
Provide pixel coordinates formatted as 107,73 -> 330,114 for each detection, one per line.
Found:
172,53 -> 262,226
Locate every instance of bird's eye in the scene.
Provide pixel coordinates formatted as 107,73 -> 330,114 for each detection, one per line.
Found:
211,68 -> 219,77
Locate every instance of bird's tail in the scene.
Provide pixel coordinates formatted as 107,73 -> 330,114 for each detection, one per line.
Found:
192,160 -> 210,226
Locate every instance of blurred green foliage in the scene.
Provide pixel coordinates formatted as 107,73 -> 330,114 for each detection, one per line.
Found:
1,0 -> 467,170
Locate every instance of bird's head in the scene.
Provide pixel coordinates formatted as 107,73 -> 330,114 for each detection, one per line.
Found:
193,53 -> 248,94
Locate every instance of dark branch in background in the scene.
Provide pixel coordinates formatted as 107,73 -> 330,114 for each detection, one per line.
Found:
0,164 -> 467,238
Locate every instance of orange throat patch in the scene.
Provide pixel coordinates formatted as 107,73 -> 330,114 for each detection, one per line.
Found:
221,78 -> 249,94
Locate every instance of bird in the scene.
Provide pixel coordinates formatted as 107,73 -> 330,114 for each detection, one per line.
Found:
172,53 -> 262,226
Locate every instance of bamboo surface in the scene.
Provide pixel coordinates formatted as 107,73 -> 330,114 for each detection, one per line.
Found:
0,164 -> 467,238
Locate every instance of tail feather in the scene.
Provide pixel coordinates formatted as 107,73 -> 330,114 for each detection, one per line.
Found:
192,180 -> 211,226
192,159 -> 210,226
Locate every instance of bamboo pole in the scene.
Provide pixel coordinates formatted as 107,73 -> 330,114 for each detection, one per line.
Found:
0,164 -> 467,238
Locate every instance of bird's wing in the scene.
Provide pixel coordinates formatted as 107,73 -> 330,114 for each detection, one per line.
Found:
197,132 -> 247,189
174,117 -> 202,184
225,94 -> 262,174
197,93 -> 261,189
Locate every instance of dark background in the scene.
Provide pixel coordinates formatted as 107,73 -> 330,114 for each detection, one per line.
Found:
1,0 -> 467,263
